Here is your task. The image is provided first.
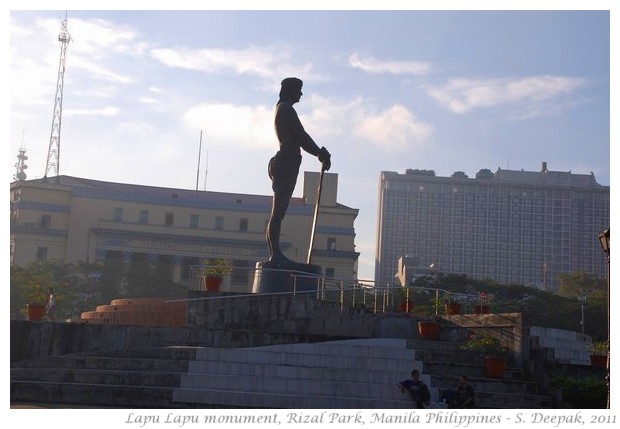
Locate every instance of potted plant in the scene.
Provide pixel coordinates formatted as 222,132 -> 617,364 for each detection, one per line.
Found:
201,258 -> 231,291
443,293 -> 462,315
21,281 -> 49,321
417,317 -> 441,340
473,291 -> 492,314
396,287 -> 414,314
587,340 -> 609,369
461,333 -> 510,378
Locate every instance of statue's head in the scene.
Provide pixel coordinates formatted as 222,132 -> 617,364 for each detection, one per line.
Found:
279,77 -> 303,102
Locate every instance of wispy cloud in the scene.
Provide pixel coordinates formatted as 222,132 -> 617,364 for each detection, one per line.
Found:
348,53 -> 430,75
151,45 -> 314,82
426,76 -> 586,114
64,106 -> 120,116
182,103 -> 274,149
354,104 -> 433,148
300,95 -> 432,150
181,95 -> 433,153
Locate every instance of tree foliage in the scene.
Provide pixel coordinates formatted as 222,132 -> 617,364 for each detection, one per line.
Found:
10,257 -> 186,320
409,272 -> 608,341
557,271 -> 606,300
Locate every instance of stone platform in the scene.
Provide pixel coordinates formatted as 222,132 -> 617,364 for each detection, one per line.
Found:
252,260 -> 322,294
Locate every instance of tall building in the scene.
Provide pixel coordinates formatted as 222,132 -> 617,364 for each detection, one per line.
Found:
10,172 -> 359,293
375,162 -> 609,291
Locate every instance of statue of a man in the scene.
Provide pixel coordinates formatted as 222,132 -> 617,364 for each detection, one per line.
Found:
266,77 -> 331,264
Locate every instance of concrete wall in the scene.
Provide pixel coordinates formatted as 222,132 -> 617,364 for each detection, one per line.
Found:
10,320 -> 350,363
13,288 -> 529,365
529,326 -> 591,366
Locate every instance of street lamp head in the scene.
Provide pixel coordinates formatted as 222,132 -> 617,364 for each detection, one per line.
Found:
598,228 -> 610,256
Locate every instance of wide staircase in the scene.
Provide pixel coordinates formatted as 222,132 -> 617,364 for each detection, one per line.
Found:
11,337 -> 553,408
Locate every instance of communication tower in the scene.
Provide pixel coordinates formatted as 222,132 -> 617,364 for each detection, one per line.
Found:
14,132 -> 28,182
44,17 -> 71,179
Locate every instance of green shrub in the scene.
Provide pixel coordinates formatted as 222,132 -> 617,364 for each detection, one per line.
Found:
551,375 -> 607,409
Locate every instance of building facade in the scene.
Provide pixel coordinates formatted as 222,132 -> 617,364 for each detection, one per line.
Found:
375,162 -> 610,291
10,172 -> 359,293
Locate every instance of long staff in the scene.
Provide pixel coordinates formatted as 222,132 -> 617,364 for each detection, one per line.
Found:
307,166 -> 326,265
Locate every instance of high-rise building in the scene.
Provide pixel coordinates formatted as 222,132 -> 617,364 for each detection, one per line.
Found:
375,162 -> 609,291
10,172 -> 359,293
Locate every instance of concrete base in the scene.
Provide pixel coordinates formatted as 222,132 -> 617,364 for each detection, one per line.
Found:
252,260 -> 322,294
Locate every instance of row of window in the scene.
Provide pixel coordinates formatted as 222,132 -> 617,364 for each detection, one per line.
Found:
113,208 -> 338,251
386,203 -> 608,218
114,207 -> 251,232
385,182 -> 606,202
32,210 -> 340,253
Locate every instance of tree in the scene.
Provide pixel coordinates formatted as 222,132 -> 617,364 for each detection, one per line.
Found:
557,271 -> 606,299
10,260 -> 80,320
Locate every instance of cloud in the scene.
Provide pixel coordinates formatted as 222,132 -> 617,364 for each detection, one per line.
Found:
294,94 -> 432,149
354,105 -> 433,148
181,95 -> 432,153
64,106 -> 120,116
63,18 -> 140,84
426,75 -> 586,114
151,45 -> 314,82
182,103 -> 274,149
348,53 -> 430,75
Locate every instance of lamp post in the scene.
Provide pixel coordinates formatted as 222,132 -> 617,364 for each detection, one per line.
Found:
578,295 -> 587,337
597,227 -> 610,409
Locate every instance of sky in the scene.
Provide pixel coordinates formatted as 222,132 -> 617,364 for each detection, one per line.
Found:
7,2 -> 615,282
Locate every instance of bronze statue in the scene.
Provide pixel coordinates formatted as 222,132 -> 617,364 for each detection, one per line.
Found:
266,77 -> 331,264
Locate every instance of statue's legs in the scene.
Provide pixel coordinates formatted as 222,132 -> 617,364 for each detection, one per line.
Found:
267,193 -> 291,263
266,152 -> 300,264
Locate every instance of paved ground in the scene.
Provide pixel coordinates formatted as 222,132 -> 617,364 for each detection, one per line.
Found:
10,402 -> 121,409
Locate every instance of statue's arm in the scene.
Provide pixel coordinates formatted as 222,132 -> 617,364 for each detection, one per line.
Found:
285,106 -> 322,156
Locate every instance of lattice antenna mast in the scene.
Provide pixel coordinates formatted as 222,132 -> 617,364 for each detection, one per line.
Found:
14,131 -> 28,182
44,17 -> 71,179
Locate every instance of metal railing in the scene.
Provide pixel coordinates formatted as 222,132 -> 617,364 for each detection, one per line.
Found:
180,265 -> 480,315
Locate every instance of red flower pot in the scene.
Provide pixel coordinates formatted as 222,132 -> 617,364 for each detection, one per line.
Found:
204,276 -> 222,291
485,356 -> 507,378
590,354 -> 608,369
27,304 -> 46,321
473,305 -> 490,314
399,300 -> 414,313
418,321 -> 440,340
444,302 -> 461,315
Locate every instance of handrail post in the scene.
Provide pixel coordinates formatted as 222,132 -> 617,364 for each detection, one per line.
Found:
406,287 -> 410,313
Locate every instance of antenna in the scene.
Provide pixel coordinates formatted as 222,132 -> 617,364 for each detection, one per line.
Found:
203,150 -> 208,191
14,131 -> 28,181
195,131 -> 202,198
44,16 -> 71,180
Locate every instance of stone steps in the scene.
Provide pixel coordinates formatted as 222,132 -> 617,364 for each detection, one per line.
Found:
11,337 -> 553,408
11,381 -> 177,408
79,297 -> 187,327
11,367 -> 184,387
173,338 -> 423,408
410,341 -> 552,408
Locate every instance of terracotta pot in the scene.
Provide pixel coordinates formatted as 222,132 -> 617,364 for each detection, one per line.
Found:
444,302 -> 462,315
399,300 -> 414,313
417,321 -> 440,340
590,354 -> 608,369
485,356 -> 507,378
204,276 -> 222,291
473,305 -> 490,314
26,303 -> 46,321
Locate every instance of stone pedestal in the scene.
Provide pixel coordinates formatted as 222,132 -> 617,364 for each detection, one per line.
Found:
252,260 -> 322,294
